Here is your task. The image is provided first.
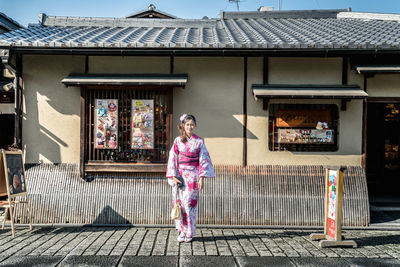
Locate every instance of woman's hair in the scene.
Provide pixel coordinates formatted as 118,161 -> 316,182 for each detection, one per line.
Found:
178,114 -> 196,143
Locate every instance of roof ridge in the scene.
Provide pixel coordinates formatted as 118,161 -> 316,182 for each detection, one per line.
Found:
338,12 -> 400,22
39,13 -> 217,28
221,9 -> 350,19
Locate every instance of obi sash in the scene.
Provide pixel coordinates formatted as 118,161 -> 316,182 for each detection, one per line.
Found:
178,151 -> 199,167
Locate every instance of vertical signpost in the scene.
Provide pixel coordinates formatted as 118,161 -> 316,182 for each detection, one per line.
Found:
310,167 -> 357,248
0,150 -> 32,238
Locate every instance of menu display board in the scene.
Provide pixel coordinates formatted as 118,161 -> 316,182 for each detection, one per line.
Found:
95,99 -> 118,149
131,100 -> 154,149
278,129 -> 334,144
327,170 -> 338,239
1,150 -> 27,197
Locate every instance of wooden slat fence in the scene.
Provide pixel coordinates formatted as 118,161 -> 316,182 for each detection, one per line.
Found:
12,164 -> 369,226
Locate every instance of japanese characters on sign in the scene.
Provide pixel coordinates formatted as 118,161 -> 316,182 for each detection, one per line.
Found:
278,129 -> 334,144
131,100 -> 154,149
95,99 -> 118,149
327,170 -> 338,239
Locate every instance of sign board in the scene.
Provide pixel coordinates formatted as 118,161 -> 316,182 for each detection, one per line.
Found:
95,99 -> 118,149
276,109 -> 331,128
326,169 -> 340,239
131,99 -> 154,149
2,150 -> 27,198
277,129 -> 334,144
0,149 -> 32,238
310,167 -> 357,248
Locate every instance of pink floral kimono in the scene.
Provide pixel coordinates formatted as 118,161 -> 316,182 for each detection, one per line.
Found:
166,133 -> 215,238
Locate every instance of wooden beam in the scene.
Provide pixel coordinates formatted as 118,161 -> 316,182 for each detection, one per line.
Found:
342,56 -> 348,85
243,57 -> 248,167
85,163 -> 168,173
361,75 -> 368,169
263,56 -> 268,84
80,87 -> 86,178
170,55 -> 174,74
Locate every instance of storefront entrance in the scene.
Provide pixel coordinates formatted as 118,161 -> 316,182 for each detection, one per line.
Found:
0,114 -> 14,149
367,102 -> 400,204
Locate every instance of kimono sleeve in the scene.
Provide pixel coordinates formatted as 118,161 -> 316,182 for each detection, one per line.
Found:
199,139 -> 215,178
166,138 -> 179,178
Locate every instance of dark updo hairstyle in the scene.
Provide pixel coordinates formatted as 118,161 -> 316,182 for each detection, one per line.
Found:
178,114 -> 196,143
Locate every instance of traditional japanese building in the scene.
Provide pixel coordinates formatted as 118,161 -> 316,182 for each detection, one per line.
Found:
1,6 -> 399,226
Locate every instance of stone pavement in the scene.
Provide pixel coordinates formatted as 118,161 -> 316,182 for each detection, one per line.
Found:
0,227 -> 400,266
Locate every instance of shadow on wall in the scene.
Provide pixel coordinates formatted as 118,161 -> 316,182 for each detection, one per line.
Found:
186,114 -> 258,140
86,205 -> 133,226
23,90 -> 78,163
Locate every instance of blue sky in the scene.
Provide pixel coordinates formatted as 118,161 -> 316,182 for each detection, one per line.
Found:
2,0 -> 400,26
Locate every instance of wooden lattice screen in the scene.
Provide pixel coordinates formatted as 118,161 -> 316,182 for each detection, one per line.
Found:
84,87 -> 170,163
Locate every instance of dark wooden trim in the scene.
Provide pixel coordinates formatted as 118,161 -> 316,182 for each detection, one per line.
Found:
85,85 -> 171,90
361,75 -> 368,169
243,57 -> 248,167
342,56 -> 348,85
170,55 -> 174,74
80,87 -> 86,178
263,56 -> 268,84
14,54 -> 22,147
85,55 -> 89,74
367,97 -> 400,103
167,87 -> 173,152
85,163 -> 167,173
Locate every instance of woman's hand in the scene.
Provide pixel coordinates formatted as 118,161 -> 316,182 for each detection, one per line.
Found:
198,177 -> 205,191
172,177 -> 182,187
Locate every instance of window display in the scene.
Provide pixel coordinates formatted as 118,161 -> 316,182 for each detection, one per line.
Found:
131,100 -> 154,149
94,99 -> 118,149
269,104 -> 338,152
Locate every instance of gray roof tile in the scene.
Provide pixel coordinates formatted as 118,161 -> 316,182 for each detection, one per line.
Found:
2,10 -> 400,50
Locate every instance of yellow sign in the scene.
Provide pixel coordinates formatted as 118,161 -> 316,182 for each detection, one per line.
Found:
134,100 -> 143,107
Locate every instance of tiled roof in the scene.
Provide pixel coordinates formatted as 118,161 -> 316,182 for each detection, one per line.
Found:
1,9 -> 400,50
0,13 -> 23,33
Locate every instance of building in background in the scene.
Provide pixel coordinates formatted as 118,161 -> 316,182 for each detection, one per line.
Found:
0,6 -> 399,226
0,13 -> 23,149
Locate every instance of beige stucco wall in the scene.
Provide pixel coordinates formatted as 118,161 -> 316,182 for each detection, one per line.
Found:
247,57 -> 363,166
89,56 -> 170,73
348,67 -> 400,96
174,57 -> 244,165
21,55 -> 365,166
22,55 -> 84,163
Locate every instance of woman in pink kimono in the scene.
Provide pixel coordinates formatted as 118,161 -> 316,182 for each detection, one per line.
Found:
166,114 -> 215,242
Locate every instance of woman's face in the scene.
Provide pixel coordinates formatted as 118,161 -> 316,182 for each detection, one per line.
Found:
184,119 -> 196,136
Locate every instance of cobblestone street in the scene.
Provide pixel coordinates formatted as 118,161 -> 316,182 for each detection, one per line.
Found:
0,226 -> 400,266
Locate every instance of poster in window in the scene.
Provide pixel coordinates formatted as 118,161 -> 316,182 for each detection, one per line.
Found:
278,129 -> 334,144
95,99 -> 118,149
131,100 -> 154,149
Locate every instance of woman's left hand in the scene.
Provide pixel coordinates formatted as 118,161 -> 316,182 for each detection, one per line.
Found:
198,177 -> 205,191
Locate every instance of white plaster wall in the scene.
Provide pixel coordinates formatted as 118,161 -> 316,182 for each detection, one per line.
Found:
247,57 -> 363,166
174,57 -> 244,165
22,55 -> 84,163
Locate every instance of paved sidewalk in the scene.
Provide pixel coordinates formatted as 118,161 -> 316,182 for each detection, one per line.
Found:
0,227 -> 400,266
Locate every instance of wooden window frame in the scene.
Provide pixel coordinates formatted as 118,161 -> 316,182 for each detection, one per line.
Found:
80,85 -> 173,174
268,104 -> 339,152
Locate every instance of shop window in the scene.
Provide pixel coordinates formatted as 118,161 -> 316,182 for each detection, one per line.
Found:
268,104 -> 339,152
84,87 -> 169,163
